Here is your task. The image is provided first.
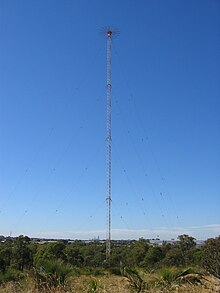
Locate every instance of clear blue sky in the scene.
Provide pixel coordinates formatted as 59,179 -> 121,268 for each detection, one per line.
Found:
0,0 -> 219,240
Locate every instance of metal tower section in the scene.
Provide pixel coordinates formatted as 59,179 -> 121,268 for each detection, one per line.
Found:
106,29 -> 112,260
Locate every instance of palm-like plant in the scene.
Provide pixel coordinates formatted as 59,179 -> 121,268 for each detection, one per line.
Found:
35,259 -> 73,288
123,268 -> 146,293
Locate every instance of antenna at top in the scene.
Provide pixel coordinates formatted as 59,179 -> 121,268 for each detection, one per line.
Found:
100,27 -> 120,38
107,30 -> 112,37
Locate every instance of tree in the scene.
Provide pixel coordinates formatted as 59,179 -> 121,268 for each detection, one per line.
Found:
127,238 -> 149,267
177,235 -> 196,252
110,244 -> 129,267
143,245 -> 164,267
177,234 -> 196,265
163,246 -> 183,266
13,235 -> 32,271
80,242 -> 105,267
161,236 -> 197,266
64,245 -> 84,267
201,236 -> 220,278
0,238 -> 13,271
43,241 -> 67,261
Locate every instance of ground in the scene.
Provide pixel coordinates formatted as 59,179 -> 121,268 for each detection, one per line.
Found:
0,274 -> 220,292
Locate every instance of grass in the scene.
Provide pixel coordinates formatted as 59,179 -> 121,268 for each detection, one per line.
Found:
87,278 -> 100,292
0,269 -> 219,292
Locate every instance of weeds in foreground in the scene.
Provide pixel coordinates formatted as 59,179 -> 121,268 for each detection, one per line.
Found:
122,266 -> 207,292
0,266 -> 219,293
0,273 -> 219,293
87,278 -> 100,292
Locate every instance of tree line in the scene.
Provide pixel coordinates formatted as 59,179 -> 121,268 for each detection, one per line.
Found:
0,234 -> 220,280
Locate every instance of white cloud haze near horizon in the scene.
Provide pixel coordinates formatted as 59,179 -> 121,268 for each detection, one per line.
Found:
19,224 -> 220,240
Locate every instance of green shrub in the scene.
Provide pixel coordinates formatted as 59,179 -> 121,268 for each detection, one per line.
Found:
159,267 -> 177,285
0,268 -> 24,284
87,278 -> 100,292
123,267 -> 146,293
157,266 -> 201,287
201,236 -> 220,278
35,258 -> 73,288
107,267 -> 122,275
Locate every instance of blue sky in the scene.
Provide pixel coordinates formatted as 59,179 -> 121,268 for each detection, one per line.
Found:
0,0 -> 219,240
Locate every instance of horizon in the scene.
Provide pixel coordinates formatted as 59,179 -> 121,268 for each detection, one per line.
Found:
2,224 -> 220,241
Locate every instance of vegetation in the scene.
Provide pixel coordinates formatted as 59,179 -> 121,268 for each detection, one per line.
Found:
201,236 -> 220,278
0,234 -> 220,292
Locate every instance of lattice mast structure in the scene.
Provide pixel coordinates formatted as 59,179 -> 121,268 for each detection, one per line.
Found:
106,29 -> 113,260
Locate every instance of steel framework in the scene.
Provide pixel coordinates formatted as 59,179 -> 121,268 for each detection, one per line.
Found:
106,30 -> 112,260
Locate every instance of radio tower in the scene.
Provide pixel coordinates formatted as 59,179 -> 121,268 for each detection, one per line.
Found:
106,29 -> 113,261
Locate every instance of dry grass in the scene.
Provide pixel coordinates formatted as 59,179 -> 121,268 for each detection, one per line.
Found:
0,274 -> 219,293
70,274 -> 129,292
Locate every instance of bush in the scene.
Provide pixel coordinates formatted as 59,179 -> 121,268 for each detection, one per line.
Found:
107,267 -> 122,275
87,279 -> 100,292
159,267 -> 177,285
0,268 -> 24,284
201,236 -> 220,278
123,267 -> 146,293
35,259 -> 73,288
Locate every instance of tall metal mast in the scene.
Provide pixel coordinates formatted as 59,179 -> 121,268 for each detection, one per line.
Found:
106,30 -> 112,260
